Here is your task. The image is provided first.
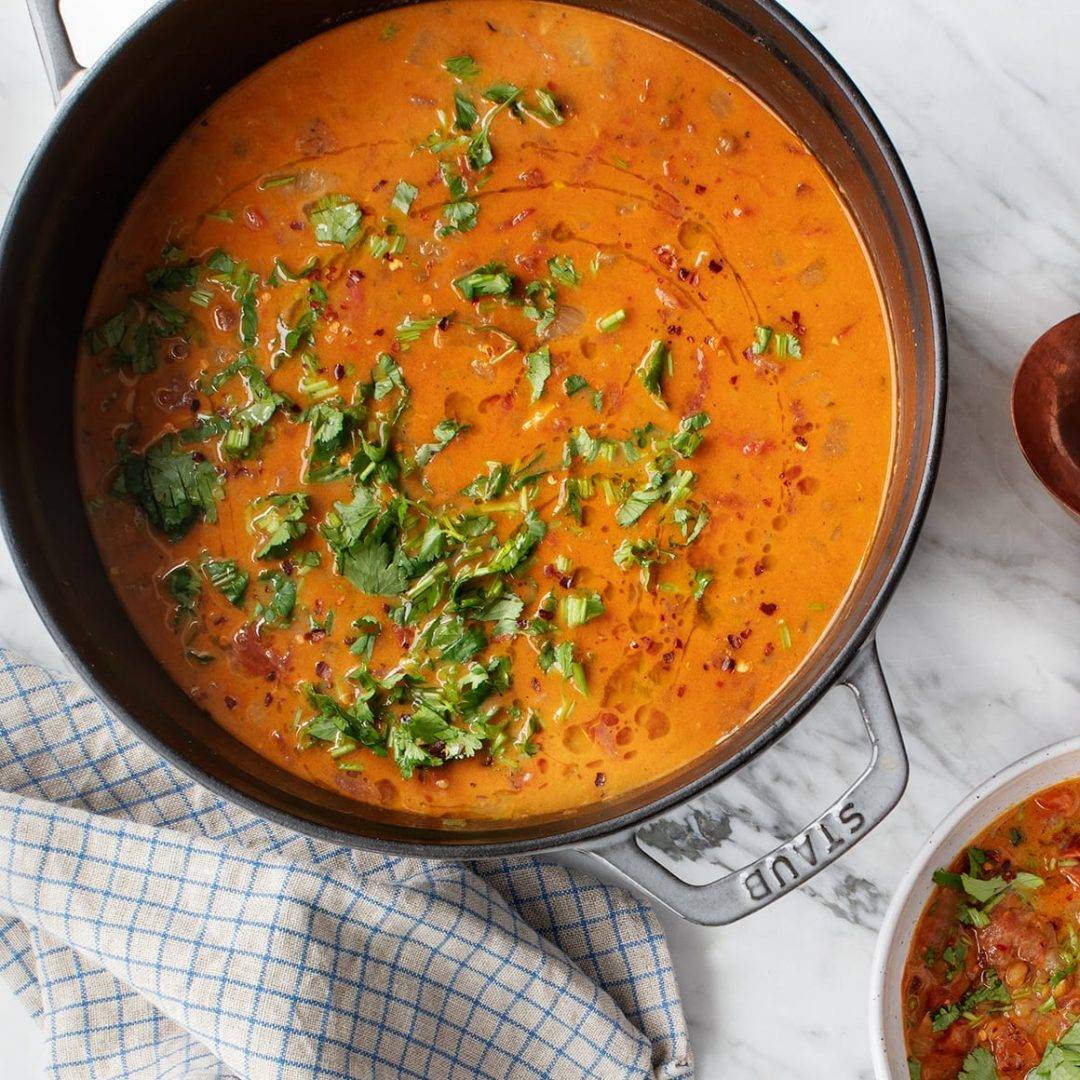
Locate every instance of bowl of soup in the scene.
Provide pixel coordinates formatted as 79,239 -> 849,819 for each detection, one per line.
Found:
872,739 -> 1080,1078
0,0 -> 944,921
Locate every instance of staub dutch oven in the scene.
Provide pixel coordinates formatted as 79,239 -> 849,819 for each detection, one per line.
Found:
1,0 -> 945,924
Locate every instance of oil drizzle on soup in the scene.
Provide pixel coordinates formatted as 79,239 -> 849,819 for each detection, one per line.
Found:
75,1 -> 894,820
903,780 -> 1080,1079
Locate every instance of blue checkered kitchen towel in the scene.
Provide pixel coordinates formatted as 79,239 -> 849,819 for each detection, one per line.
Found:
0,649 -> 692,1080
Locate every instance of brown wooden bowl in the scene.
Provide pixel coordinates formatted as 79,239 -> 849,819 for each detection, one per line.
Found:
1012,312 -> 1080,520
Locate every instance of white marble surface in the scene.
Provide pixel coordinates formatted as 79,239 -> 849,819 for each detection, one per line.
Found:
1,1 -> 1078,1077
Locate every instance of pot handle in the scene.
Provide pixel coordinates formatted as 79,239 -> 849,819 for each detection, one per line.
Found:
586,640 -> 907,925
25,0 -> 84,103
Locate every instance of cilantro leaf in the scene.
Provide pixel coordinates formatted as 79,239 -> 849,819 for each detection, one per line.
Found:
303,685 -> 383,752
341,540 -> 409,596
202,556 -> 248,606
165,563 -> 200,611
453,92 -> 478,132
389,705 -> 484,780
548,255 -> 578,286
1029,1017 -> 1080,1079
671,412 -> 711,457
453,262 -> 514,301
252,493 -> 309,559
484,511 -> 546,574
112,435 -> 223,539
957,1048 -> 999,1080
415,419 -> 468,468
255,570 -> 297,627
443,54 -> 480,80
391,179 -> 418,216
476,594 -> 525,637
636,339 -> 670,407
524,347 -> 551,403
307,194 -> 363,247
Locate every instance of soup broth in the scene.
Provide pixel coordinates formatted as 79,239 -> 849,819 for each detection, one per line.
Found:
75,1 -> 894,820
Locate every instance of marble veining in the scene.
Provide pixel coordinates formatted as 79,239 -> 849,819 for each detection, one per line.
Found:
1,1 -> 1079,1077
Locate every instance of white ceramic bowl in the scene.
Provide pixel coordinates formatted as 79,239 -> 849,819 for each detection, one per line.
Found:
870,736 -> 1080,1077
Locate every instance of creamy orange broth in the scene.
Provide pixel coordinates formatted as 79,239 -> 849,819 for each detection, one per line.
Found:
75,0 -> 894,821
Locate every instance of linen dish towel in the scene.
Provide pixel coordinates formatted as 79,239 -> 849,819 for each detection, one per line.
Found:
0,648 -> 693,1080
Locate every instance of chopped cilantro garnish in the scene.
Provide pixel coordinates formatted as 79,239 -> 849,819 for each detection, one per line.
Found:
564,591 -> 603,628
692,569 -> 713,600
395,313 -> 445,346
453,91 -> 478,132
414,419 -> 468,468
636,339 -> 670,407
437,198 -> 479,237
202,556 -> 248,606
349,616 -> 382,660
670,412 -> 710,456
165,563 -> 200,611
524,347 -> 551,402
443,54 -> 480,80
112,435 -> 223,539
252,493 -> 309,559
463,462 -> 510,501
391,180 -> 418,216
453,263 -> 515,301
307,194 -> 363,247
957,1048 -> 999,1080
255,570 -> 297,626
548,255 -> 579,286
563,374 -> 589,397
751,324 -> 802,359
1028,1017 -> 1080,1078
596,308 -> 626,333
526,88 -> 565,127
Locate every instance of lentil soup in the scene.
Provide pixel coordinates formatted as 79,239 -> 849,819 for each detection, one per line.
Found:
75,1 -> 895,821
903,779 -> 1080,1079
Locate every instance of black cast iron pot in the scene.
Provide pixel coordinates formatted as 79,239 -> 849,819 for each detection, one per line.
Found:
2,0 -> 945,924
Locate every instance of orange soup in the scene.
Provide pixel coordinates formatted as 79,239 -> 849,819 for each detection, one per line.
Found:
75,1 -> 894,820
904,780 -> 1080,1079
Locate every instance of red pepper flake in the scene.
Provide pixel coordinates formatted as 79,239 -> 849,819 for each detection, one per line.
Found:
264,692 -> 273,706
243,206 -> 266,230
333,364 -> 345,381
224,695 -> 237,709
315,660 -> 331,682
694,184 -> 707,195
753,561 -> 766,576
654,244 -> 678,271
594,772 -> 607,788
675,684 -> 687,698
707,258 -> 723,274
763,642 -> 775,657
497,207 -> 535,231
720,656 -> 736,672
760,602 -> 777,616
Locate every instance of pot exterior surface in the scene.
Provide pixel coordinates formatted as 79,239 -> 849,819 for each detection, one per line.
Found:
870,739 -> 1080,1078
0,0 -> 944,857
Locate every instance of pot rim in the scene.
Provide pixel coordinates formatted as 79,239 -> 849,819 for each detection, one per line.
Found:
869,736 -> 1080,1078
0,0 -> 947,858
